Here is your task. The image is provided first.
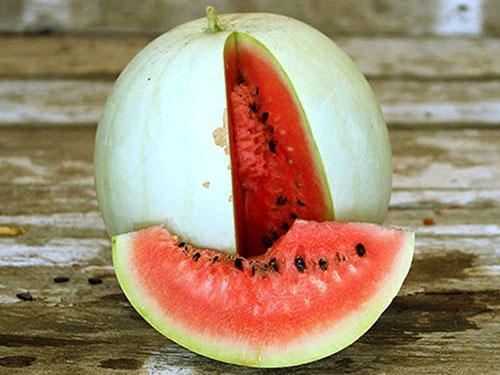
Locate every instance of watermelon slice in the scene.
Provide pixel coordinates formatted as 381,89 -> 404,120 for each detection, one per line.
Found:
113,221 -> 414,367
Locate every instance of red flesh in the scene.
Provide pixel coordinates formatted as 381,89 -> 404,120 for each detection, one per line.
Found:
225,34 -> 330,257
129,222 -> 406,346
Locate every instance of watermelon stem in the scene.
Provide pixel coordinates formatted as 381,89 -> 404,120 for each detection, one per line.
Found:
206,6 -> 224,33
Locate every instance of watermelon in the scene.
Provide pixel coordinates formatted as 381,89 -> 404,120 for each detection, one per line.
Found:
113,221 -> 414,367
94,9 -> 392,254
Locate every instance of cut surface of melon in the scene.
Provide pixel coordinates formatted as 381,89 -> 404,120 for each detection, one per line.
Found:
224,32 -> 333,257
113,221 -> 414,367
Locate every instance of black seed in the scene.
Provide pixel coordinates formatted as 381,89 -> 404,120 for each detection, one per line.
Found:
319,258 -> 328,271
296,200 -> 306,207
290,212 -> 298,220
271,230 -> 279,240
336,252 -> 345,263
356,243 -> 366,257
261,112 -> 269,122
267,125 -> 275,133
212,256 -> 219,263
192,252 -> 201,262
234,258 -> 244,270
262,236 -> 273,248
53,276 -> 70,283
177,242 -> 185,248
249,103 -> 258,113
251,265 -> 256,276
237,75 -> 245,85
252,86 -> 259,96
16,292 -> 33,301
294,257 -> 306,272
281,222 -> 290,231
88,277 -> 102,285
276,195 -> 287,205
268,139 -> 277,153
268,258 -> 279,272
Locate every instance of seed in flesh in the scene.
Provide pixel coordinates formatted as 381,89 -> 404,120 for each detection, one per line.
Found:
297,200 -> 306,207
295,257 -> 306,272
276,196 -> 287,205
268,139 -> 277,153
234,258 -> 244,270
268,258 -> 279,272
281,222 -> 290,231
193,252 -> 201,262
262,236 -> 273,248
261,112 -> 269,122
356,243 -> 366,257
319,258 -> 328,271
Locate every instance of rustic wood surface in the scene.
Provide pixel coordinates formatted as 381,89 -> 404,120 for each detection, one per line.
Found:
1,0 -> 499,37
0,1 -> 499,373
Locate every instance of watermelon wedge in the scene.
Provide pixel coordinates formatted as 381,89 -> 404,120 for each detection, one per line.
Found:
225,32 -> 333,257
113,221 -> 414,367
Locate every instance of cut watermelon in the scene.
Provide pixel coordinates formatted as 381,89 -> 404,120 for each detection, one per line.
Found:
113,221 -> 414,367
225,33 -> 333,257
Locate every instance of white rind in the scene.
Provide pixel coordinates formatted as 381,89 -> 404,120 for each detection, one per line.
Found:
95,13 -> 392,253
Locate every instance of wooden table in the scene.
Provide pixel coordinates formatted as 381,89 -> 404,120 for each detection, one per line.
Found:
0,1 -> 499,373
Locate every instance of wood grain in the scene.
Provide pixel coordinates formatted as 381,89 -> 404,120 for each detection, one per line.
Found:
1,127 -> 498,281
2,128 -> 498,190
0,265 -> 498,374
0,23 -> 499,370
0,142 -> 498,372
2,79 -> 499,127
1,0 -> 499,37
1,36 -> 499,79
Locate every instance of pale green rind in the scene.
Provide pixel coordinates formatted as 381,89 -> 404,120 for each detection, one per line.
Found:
96,13 -> 392,255
113,229 -> 414,367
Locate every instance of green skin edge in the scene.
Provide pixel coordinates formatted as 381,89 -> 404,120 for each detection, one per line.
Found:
113,231 -> 415,368
226,31 -> 335,221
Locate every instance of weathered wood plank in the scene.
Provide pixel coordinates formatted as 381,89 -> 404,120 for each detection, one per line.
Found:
0,128 -> 498,290
1,36 -> 499,79
0,0 -> 498,37
1,212 -> 498,294
0,281 -> 498,373
2,79 -> 499,127
2,128 -> 498,191
0,132 -> 498,372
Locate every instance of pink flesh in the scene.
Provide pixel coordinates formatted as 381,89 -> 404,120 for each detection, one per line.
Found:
225,36 -> 330,257
130,221 -> 405,346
